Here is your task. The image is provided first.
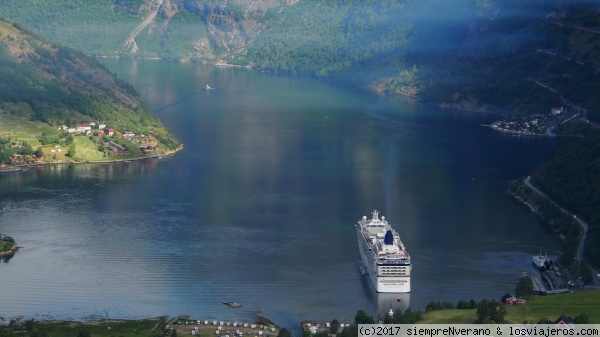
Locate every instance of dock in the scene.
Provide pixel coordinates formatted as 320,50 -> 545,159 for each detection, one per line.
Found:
529,272 -> 548,294
527,271 -> 570,295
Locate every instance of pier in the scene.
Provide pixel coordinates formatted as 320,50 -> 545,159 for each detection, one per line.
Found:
529,272 -> 547,294
527,271 -> 570,295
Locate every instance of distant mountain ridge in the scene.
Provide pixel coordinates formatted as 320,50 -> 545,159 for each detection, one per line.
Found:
2,0 -> 599,119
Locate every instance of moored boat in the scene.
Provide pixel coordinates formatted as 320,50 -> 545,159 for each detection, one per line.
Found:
532,250 -> 552,271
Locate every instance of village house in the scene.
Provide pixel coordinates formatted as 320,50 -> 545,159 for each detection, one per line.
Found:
76,122 -> 92,132
10,154 -> 44,164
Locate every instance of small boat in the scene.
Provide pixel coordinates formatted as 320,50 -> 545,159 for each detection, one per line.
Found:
206,84 -> 215,90
223,302 -> 242,308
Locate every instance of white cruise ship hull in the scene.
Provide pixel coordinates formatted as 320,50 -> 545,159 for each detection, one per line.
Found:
374,275 -> 411,293
358,230 -> 411,293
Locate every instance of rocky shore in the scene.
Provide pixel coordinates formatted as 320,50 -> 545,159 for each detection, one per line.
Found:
0,246 -> 17,257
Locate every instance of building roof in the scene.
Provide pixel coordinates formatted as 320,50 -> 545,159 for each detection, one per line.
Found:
554,314 -> 575,325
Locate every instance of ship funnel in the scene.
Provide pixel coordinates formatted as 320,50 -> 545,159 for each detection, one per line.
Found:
384,230 -> 394,245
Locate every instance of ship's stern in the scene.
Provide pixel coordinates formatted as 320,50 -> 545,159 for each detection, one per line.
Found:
376,276 -> 411,293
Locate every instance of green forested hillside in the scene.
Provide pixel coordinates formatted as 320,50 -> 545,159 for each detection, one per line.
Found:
0,19 -> 180,162
235,1 -> 414,78
2,0 -> 598,120
0,0 -> 140,55
532,134 -> 600,268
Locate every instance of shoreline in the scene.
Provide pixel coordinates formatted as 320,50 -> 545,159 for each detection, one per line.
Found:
0,246 -> 17,257
0,144 -> 183,174
0,314 -> 285,337
91,55 -> 501,117
508,178 -> 596,267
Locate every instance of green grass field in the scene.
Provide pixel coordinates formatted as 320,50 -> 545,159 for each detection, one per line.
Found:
72,135 -> 105,161
420,291 -> 600,324
0,114 -> 57,142
25,319 -> 161,337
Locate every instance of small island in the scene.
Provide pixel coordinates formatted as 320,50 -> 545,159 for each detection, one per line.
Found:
0,234 -> 17,257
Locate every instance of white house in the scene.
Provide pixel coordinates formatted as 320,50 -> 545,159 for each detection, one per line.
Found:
551,107 -> 564,116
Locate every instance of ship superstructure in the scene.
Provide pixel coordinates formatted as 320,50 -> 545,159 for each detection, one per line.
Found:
532,250 -> 553,271
356,210 -> 411,293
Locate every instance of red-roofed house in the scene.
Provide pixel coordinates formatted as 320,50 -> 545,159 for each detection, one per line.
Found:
76,122 -> 92,132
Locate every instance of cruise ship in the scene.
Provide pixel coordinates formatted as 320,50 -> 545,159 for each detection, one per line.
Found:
356,210 -> 411,293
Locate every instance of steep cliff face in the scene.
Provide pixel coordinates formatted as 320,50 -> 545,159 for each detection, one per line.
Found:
183,0 -> 282,58
115,0 -> 287,61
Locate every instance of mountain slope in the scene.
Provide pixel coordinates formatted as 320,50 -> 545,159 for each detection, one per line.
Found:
2,0 -> 597,118
0,20 -> 180,156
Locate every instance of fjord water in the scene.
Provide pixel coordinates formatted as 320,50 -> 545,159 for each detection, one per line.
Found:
0,60 -> 565,326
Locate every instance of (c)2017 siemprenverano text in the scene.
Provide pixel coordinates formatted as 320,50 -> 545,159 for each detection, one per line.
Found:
358,325 -> 600,337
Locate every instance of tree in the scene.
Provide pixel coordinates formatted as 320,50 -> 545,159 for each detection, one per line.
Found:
67,145 -> 76,158
425,301 -> 454,312
515,276 -> 534,299
354,310 -> 374,324
476,299 -> 506,323
277,328 -> 292,337
337,325 -> 357,337
35,147 -> 44,158
388,308 -> 422,324
330,319 -> 340,334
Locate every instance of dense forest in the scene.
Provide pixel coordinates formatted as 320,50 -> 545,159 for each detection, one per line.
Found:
532,134 -> 600,268
1,0 -> 598,121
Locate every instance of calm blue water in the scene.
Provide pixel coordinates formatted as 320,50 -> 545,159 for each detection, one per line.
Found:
0,60 -> 566,327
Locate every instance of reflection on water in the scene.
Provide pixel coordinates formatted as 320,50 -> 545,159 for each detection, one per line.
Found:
1,253 -> 15,264
376,293 -> 411,319
0,60 -> 571,327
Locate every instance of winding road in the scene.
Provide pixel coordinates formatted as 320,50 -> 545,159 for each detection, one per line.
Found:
524,176 -> 588,262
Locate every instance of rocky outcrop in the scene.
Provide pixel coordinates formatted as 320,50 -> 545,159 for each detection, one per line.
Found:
117,0 -> 288,61
184,0 -> 284,59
